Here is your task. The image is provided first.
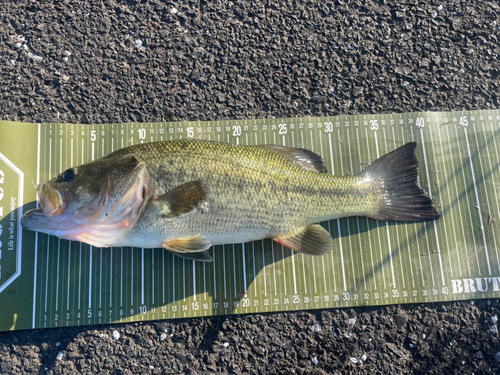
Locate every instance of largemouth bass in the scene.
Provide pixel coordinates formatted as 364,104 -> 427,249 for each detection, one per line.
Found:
21,140 -> 440,261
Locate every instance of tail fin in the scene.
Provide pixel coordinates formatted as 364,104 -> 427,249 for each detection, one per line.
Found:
357,142 -> 440,222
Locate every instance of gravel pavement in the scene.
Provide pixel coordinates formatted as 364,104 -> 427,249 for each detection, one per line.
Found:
1,1 -> 500,374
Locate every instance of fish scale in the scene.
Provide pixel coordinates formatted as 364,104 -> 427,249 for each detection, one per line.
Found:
120,140 -> 376,243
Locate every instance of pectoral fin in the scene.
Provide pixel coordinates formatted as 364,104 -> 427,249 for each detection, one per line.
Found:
157,180 -> 208,218
163,235 -> 213,262
274,224 -> 333,255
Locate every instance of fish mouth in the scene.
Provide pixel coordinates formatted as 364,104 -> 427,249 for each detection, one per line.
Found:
21,183 -> 69,231
37,183 -> 65,217
21,207 -> 47,230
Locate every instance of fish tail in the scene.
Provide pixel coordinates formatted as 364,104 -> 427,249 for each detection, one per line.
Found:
358,142 -> 440,222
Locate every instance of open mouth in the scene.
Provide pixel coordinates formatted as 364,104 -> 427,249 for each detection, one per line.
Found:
38,183 -> 64,217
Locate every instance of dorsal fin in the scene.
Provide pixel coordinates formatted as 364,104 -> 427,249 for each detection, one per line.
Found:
257,145 -> 327,173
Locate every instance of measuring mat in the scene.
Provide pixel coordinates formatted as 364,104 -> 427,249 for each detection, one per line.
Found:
1,109 -> 499,331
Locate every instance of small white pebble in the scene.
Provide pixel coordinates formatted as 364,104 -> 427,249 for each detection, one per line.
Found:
409,343 -> 414,347
8,59 -> 15,66
63,50 -> 72,56
160,333 -> 167,340
344,331 -> 352,338
350,357 -> 358,364
56,342 -> 61,347
112,330 -> 120,340
135,39 -> 143,48
362,353 -> 367,361
171,7 -> 178,14
311,323 -> 322,332
149,365 -> 154,370
28,52 -> 43,61
348,318 -> 357,327
222,342 -> 229,348
56,352 -> 64,360
311,356 -> 318,365
422,334 -> 426,339
491,314 -> 498,324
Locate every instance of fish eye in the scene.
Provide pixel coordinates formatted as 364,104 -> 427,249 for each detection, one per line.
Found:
63,168 -> 77,182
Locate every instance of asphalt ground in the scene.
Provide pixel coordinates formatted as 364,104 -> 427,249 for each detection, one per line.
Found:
1,1 -> 500,374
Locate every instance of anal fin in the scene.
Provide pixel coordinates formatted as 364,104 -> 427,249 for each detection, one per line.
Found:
163,235 -> 213,262
165,249 -> 213,262
274,224 -> 333,256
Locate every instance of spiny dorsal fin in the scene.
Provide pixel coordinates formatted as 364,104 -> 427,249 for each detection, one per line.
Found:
257,145 -> 327,173
274,224 -> 333,255
157,180 -> 208,218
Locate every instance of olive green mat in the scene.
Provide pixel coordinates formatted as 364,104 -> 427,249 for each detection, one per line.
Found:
0,110 -> 498,331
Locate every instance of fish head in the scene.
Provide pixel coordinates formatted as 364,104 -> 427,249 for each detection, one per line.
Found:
22,153 -> 152,246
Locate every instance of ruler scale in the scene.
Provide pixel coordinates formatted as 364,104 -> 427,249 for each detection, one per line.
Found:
1,109 -> 500,331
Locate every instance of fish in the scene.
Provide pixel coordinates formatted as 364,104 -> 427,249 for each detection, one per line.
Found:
21,140 -> 440,262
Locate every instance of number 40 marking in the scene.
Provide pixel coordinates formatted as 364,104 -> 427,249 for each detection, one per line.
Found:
416,117 -> 424,128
